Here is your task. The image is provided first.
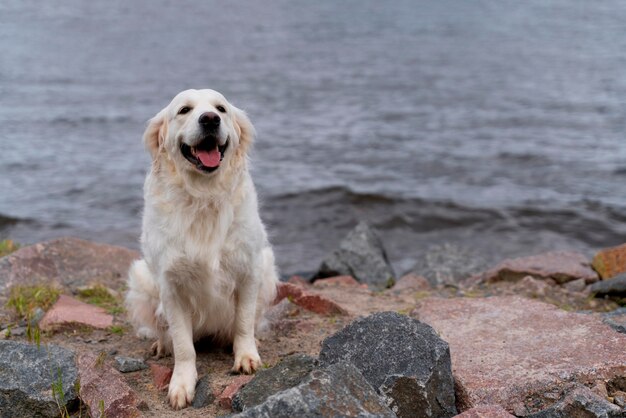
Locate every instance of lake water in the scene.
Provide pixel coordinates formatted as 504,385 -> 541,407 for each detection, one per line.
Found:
1,0 -> 625,275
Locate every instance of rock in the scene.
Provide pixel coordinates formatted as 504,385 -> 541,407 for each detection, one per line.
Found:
114,356 -> 147,373
150,363 -> 173,391
454,405 -> 515,417
286,275 -> 310,287
593,243 -> 626,279
0,340 -> 78,417
232,354 -> 318,412
602,307 -> 626,334
590,273 -> 626,297
411,243 -> 488,287
391,273 -> 432,292
319,311 -> 457,418
0,237 -> 139,295
480,251 -> 598,284
231,362 -> 396,418
563,277 -> 587,293
217,375 -> 253,410
313,222 -> 396,290
526,385 -> 623,418
275,282 -> 347,316
77,351 -> 146,418
415,296 -> 626,415
192,375 -> 215,409
312,275 -> 363,288
39,294 -> 113,331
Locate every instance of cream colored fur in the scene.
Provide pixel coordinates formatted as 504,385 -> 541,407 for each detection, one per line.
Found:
125,89 -> 278,409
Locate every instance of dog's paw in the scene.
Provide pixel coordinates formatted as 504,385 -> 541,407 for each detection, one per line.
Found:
167,363 -> 197,410
232,349 -> 261,374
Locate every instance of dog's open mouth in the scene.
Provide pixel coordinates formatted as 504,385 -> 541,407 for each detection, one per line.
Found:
180,136 -> 228,173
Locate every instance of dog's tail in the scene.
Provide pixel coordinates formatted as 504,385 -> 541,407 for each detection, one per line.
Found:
126,259 -> 160,339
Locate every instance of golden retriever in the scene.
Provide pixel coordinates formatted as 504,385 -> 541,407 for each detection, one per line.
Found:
125,89 -> 278,409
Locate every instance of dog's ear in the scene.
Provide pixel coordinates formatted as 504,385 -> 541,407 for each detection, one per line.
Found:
232,106 -> 256,155
143,108 -> 168,160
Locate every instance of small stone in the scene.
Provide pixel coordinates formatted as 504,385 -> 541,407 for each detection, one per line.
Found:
0,341 -> 78,418
593,243 -> 626,279
275,282 -> 347,316
192,375 -> 215,408
217,375 -> 253,410
150,363 -> 173,391
411,243 -> 489,287
319,311 -> 457,418
78,351 -> 147,418
8,326 -> 26,336
231,362 -> 395,418
39,294 -> 114,331
391,273 -> 432,292
590,273 -> 626,297
114,356 -> 147,373
602,307 -> 626,334
454,405 -> 515,417
563,277 -> 587,293
312,275 -> 362,288
313,222 -> 396,290
232,354 -> 318,412
526,385 -> 622,418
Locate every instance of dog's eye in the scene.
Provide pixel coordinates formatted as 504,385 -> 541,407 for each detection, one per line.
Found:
216,105 -> 226,113
178,106 -> 192,115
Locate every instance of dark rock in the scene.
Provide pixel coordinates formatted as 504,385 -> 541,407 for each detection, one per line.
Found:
192,375 -> 215,409
410,243 -> 488,287
603,308 -> 626,334
319,311 -> 457,418
114,356 -> 148,373
231,362 -> 395,418
232,354 -> 318,412
313,222 -> 396,290
590,273 -> 626,297
526,385 -> 624,418
0,340 -> 79,417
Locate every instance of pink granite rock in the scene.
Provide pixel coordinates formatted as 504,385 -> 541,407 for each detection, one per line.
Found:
217,375 -> 253,410
39,295 -> 113,331
150,363 -> 173,391
0,237 -> 139,294
415,296 -> 626,415
77,352 -> 146,418
391,273 -> 432,292
312,275 -> 363,288
480,251 -> 598,284
275,282 -> 347,316
454,405 -> 514,418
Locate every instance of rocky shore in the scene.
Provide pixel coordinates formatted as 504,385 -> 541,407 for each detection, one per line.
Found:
0,225 -> 625,417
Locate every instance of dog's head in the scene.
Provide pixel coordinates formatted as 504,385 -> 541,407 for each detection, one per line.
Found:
143,89 -> 254,184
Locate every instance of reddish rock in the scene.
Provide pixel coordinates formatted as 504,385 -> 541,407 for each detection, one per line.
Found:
275,283 -> 347,316
480,251 -> 598,284
391,273 -> 432,292
217,375 -> 253,410
454,405 -> 514,418
593,243 -> 626,279
150,363 -> 173,391
286,276 -> 310,287
39,295 -> 113,331
312,275 -> 363,288
77,352 -> 146,418
415,296 -> 626,415
0,237 -> 139,295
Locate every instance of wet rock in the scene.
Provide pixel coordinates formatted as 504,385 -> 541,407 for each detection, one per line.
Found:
232,354 -> 318,412
218,375 -> 253,410
275,282 -> 347,316
313,222 -> 396,290
77,351 -> 147,418
192,375 -> 215,409
593,243 -> 626,279
39,294 -> 113,331
114,356 -> 147,373
319,311 -> 457,418
231,362 -> 395,418
150,363 -> 173,391
481,251 -> 598,284
0,237 -> 139,295
602,307 -> 626,334
0,340 -> 78,417
411,243 -> 488,287
590,273 -> 626,297
454,405 -> 515,417
415,296 -> 626,414
526,385 -> 623,418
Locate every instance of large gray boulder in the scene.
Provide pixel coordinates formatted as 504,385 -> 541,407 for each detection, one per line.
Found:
313,222 -> 396,290
230,362 -> 395,418
319,311 -> 456,418
0,340 -> 79,417
232,354 -> 318,412
410,243 -> 488,287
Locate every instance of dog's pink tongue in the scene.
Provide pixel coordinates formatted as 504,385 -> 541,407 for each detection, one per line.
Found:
196,149 -> 221,167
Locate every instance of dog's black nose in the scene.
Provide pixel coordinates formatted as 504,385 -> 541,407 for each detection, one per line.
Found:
198,112 -> 221,128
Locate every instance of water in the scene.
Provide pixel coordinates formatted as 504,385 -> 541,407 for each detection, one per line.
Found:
1,0 -> 626,275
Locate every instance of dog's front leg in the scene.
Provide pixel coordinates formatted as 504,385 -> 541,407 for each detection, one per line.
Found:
162,290 -> 197,409
232,276 -> 261,374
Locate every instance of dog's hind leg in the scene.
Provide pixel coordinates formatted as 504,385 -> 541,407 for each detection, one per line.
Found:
126,259 -> 161,338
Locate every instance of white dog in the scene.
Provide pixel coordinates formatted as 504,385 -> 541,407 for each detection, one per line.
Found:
125,89 -> 278,409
